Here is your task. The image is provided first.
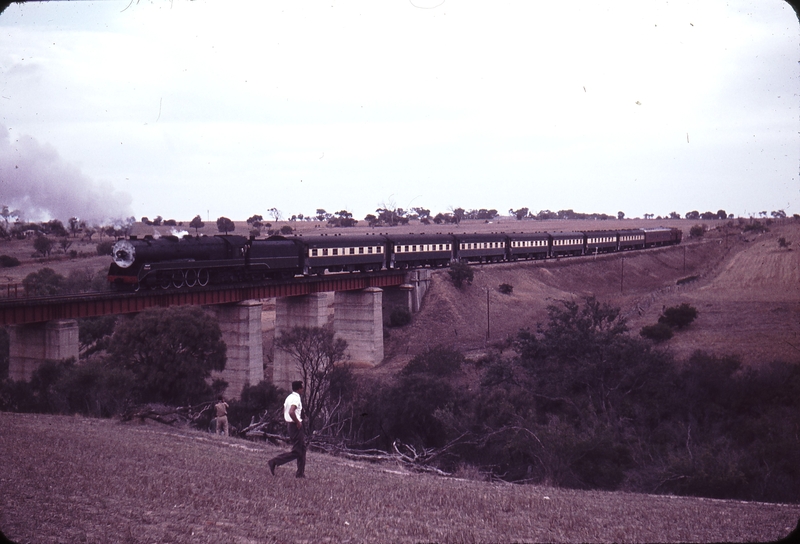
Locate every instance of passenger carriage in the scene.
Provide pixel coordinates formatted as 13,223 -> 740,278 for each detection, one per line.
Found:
387,233 -> 453,269
453,233 -> 508,263
617,229 -> 646,251
585,230 -> 619,254
507,232 -> 550,260
292,234 -> 386,275
550,232 -> 585,257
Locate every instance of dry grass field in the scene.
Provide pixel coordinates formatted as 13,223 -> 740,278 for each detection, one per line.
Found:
1,412 -> 798,544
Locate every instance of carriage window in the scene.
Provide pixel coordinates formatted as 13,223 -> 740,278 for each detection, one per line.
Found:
311,249 -> 318,256
412,245 -> 417,252
322,248 -> 329,256
349,248 -> 355,255
359,247 -> 364,254
332,248 -> 338,255
368,247 -> 373,253
378,246 -> 383,253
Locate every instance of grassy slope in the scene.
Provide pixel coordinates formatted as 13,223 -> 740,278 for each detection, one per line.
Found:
1,412 -> 798,544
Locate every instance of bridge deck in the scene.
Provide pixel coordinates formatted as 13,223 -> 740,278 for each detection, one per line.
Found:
0,271 -> 407,326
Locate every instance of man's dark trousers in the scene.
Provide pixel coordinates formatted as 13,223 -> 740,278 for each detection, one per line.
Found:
271,423 -> 306,477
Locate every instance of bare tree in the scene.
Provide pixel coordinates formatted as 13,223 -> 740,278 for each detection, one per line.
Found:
274,326 -> 347,432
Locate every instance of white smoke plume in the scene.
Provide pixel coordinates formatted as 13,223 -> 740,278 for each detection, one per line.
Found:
0,124 -> 133,225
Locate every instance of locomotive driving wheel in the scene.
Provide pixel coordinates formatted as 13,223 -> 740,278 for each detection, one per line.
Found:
185,269 -> 198,288
171,271 -> 185,289
197,269 -> 210,287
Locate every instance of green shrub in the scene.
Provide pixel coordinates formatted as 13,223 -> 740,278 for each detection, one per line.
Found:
96,240 -> 114,256
658,303 -> 698,329
640,322 -> 674,342
0,255 -> 20,267
387,307 -> 412,328
499,283 -> 513,295
448,261 -> 474,289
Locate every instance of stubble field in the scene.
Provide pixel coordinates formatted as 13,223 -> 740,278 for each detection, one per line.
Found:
1,412 -> 798,544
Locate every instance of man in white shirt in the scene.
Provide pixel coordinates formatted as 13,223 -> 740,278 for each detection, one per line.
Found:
268,381 -> 306,478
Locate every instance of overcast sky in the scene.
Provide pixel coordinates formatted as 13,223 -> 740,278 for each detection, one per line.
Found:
1,0 -> 798,224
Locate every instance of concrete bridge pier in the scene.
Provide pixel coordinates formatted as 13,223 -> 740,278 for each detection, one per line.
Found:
211,300 -> 264,399
272,293 -> 332,390
7,319 -> 80,381
334,287 -> 383,368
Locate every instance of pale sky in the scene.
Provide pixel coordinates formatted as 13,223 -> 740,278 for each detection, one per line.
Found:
1,0 -> 798,224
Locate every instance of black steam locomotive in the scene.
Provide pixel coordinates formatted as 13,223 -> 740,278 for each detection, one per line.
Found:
108,227 -> 681,291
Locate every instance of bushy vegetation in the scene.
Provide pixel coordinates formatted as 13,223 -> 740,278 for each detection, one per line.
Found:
2,298 -> 798,504
332,298 -> 800,503
448,261 -> 474,289
0,254 -> 20,267
499,283 -> 513,295
387,307 -> 412,328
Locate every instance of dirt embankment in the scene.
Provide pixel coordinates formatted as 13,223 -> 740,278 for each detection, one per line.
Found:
382,222 -> 800,370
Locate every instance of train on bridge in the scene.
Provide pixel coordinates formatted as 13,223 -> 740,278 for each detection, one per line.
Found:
108,227 -> 682,291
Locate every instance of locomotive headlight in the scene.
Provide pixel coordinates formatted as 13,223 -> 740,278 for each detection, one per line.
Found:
112,239 -> 136,268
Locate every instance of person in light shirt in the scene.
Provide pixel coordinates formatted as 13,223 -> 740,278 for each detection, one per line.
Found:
268,381 -> 306,478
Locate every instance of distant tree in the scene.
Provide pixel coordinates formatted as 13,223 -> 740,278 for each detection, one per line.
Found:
700,211 -> 717,220
273,326 -> 348,432
33,235 -> 54,257
0,205 -> 21,238
658,303 -> 698,329
685,210 -> 700,220
216,216 -> 235,234
716,210 -> 727,220
58,237 -> 73,254
669,211 -> 681,219
44,219 -> 68,237
152,216 -> 163,226
268,207 -> 282,222
412,207 -> 431,220
68,217 -> 80,237
778,237 -> 792,249
499,283 -> 513,295
329,210 -> 357,227
771,210 -> 786,219
315,209 -> 329,222
364,214 -> 378,226
448,261 -> 474,289
189,215 -> 205,235
106,306 -> 227,406
141,216 -> 150,225
512,207 -> 529,220
617,211 -> 625,220
280,225 -> 294,235
452,207 -> 465,225
246,214 -> 263,225
689,224 -> 706,238
23,268 -> 65,296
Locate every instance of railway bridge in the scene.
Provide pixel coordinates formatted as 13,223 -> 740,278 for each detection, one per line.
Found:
1,270 -> 432,397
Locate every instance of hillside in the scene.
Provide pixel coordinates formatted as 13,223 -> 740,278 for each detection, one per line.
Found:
382,221 -> 800,370
1,412 -> 798,544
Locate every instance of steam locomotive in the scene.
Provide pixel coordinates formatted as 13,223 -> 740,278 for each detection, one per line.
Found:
107,227 -> 682,291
